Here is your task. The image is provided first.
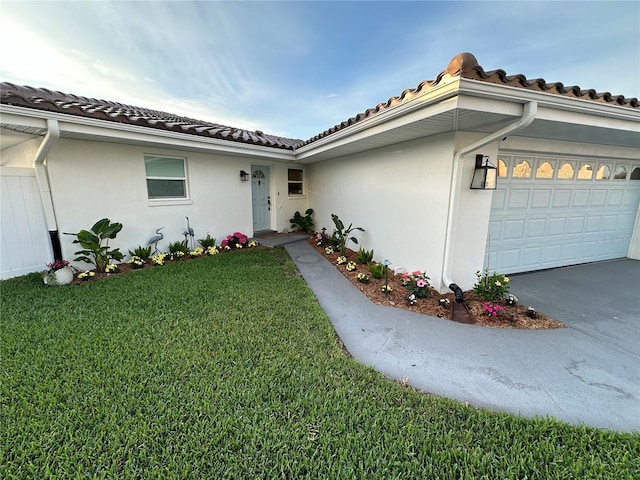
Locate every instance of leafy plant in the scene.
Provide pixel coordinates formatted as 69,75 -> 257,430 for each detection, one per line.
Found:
129,245 -> 152,260
198,234 -> 217,249
401,270 -> 432,298
168,241 -> 189,260
356,247 -> 374,265
65,218 -> 124,273
289,208 -> 314,233
473,269 -> 510,302
368,263 -> 387,279
331,214 -> 364,253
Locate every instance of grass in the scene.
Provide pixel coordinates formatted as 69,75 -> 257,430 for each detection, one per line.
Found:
1,248 -> 638,479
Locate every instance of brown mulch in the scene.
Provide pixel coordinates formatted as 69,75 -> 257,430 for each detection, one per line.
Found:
308,239 -> 566,330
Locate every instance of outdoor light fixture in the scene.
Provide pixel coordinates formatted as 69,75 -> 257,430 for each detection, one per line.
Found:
470,154 -> 497,190
239,170 -> 250,182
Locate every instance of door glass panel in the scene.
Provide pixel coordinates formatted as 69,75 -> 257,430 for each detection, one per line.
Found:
630,167 -> 640,180
536,161 -> 554,179
613,166 -> 627,180
577,164 -> 592,180
497,159 -> 508,177
512,160 -> 531,178
557,163 -> 575,179
596,165 -> 610,180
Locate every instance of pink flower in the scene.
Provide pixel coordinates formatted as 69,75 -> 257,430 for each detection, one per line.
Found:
221,239 -> 228,246
416,279 -> 426,288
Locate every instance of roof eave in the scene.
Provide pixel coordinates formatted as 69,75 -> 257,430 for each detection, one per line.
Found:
0,104 -> 297,161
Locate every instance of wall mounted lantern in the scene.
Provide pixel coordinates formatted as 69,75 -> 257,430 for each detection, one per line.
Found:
470,154 -> 497,190
239,170 -> 250,182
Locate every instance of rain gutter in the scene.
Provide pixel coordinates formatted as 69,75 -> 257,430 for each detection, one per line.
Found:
441,101 -> 538,292
33,118 -> 62,259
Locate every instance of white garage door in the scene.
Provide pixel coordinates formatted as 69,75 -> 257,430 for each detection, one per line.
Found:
486,155 -> 640,274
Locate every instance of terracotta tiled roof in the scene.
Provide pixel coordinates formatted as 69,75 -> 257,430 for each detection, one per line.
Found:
0,83 -> 303,150
2,53 -> 637,150
301,52 -> 638,146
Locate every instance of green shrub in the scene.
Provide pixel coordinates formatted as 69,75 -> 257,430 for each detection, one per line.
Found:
473,269 -> 510,302
289,208 -> 314,233
129,245 -> 152,260
198,234 -> 217,249
368,263 -> 387,279
65,218 -> 124,273
168,241 -> 189,259
356,247 -> 374,264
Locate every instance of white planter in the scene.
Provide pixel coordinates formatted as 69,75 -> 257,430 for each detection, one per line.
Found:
43,267 -> 74,286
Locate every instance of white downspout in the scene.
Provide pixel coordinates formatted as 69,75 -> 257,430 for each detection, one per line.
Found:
33,118 -> 60,232
441,101 -> 537,292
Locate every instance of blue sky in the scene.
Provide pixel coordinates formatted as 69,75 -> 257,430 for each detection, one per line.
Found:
1,1 -> 638,140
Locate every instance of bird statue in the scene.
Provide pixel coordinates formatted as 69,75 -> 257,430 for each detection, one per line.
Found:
148,227 -> 164,254
183,216 -> 195,249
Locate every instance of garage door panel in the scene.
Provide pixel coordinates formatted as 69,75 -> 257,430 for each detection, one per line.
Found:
607,189 -> 623,206
572,190 -> 590,207
504,219 -> 526,239
566,217 -> 584,234
541,244 -> 561,265
507,190 -> 529,209
546,217 -> 565,236
553,190 -> 571,207
622,189 -> 640,207
532,189 -> 552,208
584,215 -> 602,232
526,218 -> 546,238
601,215 -> 617,232
488,155 -> 640,274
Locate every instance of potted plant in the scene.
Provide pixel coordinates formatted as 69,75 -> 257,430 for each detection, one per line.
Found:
42,259 -> 73,286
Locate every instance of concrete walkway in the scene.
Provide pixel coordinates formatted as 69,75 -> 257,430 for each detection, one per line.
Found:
279,239 -> 639,433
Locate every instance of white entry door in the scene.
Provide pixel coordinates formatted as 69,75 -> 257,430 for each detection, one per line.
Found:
251,165 -> 270,232
486,155 -> 640,274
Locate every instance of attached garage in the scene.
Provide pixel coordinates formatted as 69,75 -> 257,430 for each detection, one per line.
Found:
486,154 -> 640,274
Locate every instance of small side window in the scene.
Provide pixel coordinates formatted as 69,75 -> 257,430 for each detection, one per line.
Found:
288,169 -> 304,195
145,156 -> 187,199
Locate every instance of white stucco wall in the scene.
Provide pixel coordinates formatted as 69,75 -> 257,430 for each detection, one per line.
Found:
45,139 -> 260,266
0,136 -> 41,167
309,133 -> 459,292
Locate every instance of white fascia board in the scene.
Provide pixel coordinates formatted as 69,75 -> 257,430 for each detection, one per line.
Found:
0,105 -> 296,161
458,79 -> 640,124
0,110 -> 48,130
294,80 -> 462,160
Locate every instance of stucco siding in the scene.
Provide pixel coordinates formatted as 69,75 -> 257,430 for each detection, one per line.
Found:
309,133 -> 456,291
45,139 -> 255,266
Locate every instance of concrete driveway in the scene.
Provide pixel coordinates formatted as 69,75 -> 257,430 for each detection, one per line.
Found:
283,240 -> 640,433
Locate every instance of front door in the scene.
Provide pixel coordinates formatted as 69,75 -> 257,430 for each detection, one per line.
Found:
251,165 -> 270,232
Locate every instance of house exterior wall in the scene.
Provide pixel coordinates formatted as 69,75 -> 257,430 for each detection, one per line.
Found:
308,133 -> 459,292
0,136 -> 41,167
45,139 -> 260,266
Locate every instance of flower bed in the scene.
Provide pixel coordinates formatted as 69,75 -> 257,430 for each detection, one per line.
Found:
308,238 -> 565,330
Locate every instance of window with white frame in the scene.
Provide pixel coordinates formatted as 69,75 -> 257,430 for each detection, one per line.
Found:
144,155 -> 187,199
288,168 -> 304,195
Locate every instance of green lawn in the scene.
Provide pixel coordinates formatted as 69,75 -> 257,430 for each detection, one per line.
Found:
2,248 -> 638,479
